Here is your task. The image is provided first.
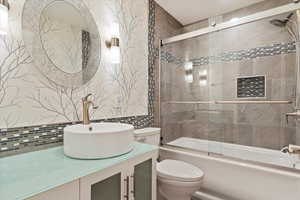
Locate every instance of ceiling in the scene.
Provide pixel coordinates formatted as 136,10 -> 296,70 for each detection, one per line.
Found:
154,0 -> 265,25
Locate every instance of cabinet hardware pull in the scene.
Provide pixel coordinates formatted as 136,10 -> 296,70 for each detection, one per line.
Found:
124,177 -> 130,199
130,174 -> 135,199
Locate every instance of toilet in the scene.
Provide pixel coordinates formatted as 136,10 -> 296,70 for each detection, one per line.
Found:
134,128 -> 204,200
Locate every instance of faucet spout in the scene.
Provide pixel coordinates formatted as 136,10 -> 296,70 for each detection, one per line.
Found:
82,93 -> 92,101
82,94 -> 98,125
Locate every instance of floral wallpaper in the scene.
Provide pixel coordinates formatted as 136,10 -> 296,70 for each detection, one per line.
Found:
0,0 -> 149,128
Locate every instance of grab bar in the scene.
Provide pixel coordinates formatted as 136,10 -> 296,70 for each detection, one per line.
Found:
165,100 -> 293,104
166,101 -> 214,104
216,101 -> 293,104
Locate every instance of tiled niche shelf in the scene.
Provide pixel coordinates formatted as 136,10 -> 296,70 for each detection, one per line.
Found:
237,76 -> 266,98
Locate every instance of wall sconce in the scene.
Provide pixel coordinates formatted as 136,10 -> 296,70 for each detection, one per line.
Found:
0,0 -> 9,35
106,23 -> 120,64
184,61 -> 193,71
106,37 -> 120,64
184,61 -> 194,83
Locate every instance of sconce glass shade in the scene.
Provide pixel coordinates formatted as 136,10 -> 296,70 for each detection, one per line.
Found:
199,80 -> 207,86
184,61 -> 193,71
0,4 -> 8,35
199,69 -> 207,76
111,22 -> 119,37
111,46 -> 120,64
185,74 -> 193,83
110,22 -> 120,64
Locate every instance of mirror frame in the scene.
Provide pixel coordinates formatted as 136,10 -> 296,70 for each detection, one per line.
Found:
22,0 -> 101,87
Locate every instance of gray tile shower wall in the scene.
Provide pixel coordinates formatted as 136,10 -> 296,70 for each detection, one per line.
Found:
153,3 -> 183,126
161,51 -> 297,149
0,0 -> 156,157
159,0 -> 299,150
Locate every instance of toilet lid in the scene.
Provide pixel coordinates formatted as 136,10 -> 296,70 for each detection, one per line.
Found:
157,160 -> 204,182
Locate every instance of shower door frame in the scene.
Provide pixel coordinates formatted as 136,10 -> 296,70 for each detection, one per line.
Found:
161,2 -> 300,45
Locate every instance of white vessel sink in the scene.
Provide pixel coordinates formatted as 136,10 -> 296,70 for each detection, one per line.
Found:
64,123 -> 134,159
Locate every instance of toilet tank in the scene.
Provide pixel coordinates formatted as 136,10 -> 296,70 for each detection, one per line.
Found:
134,128 -> 161,146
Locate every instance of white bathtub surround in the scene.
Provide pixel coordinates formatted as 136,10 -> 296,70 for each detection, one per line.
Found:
193,189 -> 233,200
160,139 -> 300,200
168,137 -> 300,169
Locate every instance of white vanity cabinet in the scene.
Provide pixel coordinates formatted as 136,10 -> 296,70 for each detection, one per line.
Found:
1,144 -> 158,200
80,151 -> 157,200
25,151 -> 157,200
26,180 -> 80,200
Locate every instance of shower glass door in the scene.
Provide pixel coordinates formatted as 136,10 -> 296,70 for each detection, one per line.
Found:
160,9 -> 298,168
160,29 -> 213,154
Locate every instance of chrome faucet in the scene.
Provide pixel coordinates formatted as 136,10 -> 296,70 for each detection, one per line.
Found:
82,94 -> 98,125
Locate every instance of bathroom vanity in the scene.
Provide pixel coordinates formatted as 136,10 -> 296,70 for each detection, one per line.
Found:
0,142 -> 158,200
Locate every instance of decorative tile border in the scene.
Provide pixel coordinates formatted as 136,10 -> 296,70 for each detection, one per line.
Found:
148,0 -> 156,117
161,41 -> 296,66
0,0 -> 156,157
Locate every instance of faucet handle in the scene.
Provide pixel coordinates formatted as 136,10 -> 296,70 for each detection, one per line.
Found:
82,93 -> 92,101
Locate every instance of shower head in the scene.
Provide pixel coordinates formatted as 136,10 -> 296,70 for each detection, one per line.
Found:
269,12 -> 298,41
270,19 -> 288,27
270,13 -> 294,27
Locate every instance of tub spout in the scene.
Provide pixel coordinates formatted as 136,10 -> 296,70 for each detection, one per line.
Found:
280,146 -> 290,153
281,144 -> 300,154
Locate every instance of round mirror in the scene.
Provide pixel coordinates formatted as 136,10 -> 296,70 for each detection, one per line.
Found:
23,0 -> 101,87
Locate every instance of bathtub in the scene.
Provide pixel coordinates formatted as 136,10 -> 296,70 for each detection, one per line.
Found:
160,137 -> 300,200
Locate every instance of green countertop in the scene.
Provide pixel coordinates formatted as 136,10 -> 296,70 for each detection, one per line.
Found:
0,142 -> 158,200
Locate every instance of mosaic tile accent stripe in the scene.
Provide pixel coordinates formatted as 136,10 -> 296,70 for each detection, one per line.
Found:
148,0 -> 156,116
0,0 -> 156,157
161,41 -> 296,66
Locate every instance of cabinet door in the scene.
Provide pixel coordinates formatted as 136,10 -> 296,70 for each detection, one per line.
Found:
80,162 -> 129,200
91,173 -> 122,200
128,151 -> 157,200
133,159 -> 153,200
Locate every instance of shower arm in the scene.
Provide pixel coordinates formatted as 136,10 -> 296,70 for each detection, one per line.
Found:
287,20 -> 299,41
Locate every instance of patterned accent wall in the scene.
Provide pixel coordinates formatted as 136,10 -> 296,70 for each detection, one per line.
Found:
0,0 -> 156,157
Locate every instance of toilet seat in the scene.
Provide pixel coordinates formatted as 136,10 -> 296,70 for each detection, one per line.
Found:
157,160 -> 204,182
